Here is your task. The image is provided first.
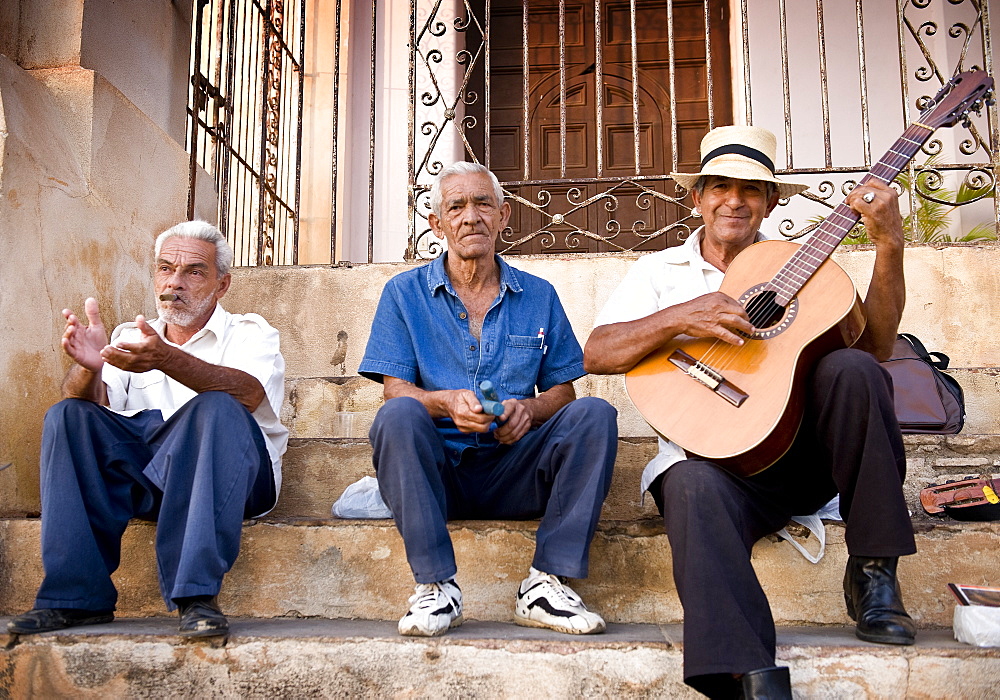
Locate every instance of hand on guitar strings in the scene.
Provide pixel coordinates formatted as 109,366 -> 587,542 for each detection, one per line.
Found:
672,291 -> 755,346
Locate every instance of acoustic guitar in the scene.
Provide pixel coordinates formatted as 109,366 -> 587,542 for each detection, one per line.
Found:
625,69 -> 994,477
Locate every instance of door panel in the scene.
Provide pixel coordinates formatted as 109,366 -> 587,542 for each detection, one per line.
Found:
469,0 -> 731,253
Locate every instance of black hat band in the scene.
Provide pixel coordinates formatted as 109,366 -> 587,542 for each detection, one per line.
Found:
701,144 -> 775,175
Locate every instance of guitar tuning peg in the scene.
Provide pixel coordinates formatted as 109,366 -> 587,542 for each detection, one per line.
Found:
961,116 -> 972,129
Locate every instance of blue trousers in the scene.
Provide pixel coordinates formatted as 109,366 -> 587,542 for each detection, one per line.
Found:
34,392 -> 274,612
370,396 -> 618,583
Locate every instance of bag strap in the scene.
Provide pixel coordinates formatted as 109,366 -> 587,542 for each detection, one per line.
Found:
898,332 -> 950,369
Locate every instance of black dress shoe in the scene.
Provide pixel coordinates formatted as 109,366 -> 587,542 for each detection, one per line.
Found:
741,666 -> 792,700
843,555 -> 916,645
7,608 -> 114,635
176,595 -> 229,638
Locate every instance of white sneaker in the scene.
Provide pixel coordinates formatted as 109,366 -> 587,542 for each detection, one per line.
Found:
398,579 -> 464,637
515,568 -> 606,635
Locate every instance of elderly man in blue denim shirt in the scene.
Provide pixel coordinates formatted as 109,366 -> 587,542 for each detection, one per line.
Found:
359,162 -> 618,637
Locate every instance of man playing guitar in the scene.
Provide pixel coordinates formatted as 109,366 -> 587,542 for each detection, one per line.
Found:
584,125 -> 914,700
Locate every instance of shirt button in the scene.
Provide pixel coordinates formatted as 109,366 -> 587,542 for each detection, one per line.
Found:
469,344 -> 476,351
459,312 -> 467,319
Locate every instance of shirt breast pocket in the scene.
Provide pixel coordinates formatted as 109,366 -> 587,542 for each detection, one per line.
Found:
501,334 -> 543,398
129,370 -> 166,389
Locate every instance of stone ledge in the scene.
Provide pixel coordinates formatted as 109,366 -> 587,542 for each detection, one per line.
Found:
274,434 -> 1000,520
282,370 -> 1000,441
1,619 -> 997,699
2,518 -> 997,630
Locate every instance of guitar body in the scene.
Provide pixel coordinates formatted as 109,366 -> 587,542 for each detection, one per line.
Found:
625,240 -> 867,476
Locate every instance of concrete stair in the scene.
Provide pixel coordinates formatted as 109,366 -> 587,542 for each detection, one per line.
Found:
3,620 -> 998,698
2,251 -> 999,696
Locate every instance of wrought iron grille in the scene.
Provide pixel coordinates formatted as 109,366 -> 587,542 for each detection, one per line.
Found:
408,0 -> 998,259
186,0 -> 305,266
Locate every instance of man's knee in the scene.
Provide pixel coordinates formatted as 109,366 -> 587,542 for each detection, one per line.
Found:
177,392 -> 252,429
814,348 -> 888,389
185,391 -> 243,413
44,397 -> 102,428
370,396 -> 432,438
661,460 -> 733,512
556,397 -> 618,441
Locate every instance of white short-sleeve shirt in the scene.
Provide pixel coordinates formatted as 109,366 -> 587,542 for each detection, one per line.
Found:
594,227 -> 769,495
102,304 -> 289,497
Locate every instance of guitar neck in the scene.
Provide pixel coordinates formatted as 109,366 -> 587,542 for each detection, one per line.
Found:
767,123 -> 935,305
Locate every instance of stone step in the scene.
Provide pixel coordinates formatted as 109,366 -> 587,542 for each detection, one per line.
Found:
2,517 -> 997,630
272,434 -> 1000,520
226,247 -> 1000,381
281,368 -> 1000,442
1,619 -> 997,698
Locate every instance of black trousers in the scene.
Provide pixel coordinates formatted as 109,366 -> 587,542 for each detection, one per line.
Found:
651,348 -> 915,697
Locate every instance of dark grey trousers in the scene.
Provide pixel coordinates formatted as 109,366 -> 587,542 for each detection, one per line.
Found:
650,348 -> 915,697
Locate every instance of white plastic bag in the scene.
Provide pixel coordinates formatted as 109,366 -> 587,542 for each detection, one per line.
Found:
776,514 -> 826,564
331,476 -> 393,519
775,496 -> 842,564
954,605 -> 1000,647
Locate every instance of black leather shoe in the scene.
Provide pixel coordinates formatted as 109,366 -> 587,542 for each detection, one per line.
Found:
843,555 -> 916,645
741,666 -> 792,700
7,608 -> 114,635
176,596 -> 229,638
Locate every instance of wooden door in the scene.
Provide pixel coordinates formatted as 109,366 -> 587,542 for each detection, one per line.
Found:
468,0 -> 731,253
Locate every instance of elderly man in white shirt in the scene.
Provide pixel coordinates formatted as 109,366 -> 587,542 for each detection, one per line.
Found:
585,126 -> 915,700
8,221 -> 287,639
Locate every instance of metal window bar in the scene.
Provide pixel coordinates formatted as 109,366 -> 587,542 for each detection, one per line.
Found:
410,0 -> 734,256
785,0 -> 997,242
407,0 -> 996,258
186,0 -> 305,266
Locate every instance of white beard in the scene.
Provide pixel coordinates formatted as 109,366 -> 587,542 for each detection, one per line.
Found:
159,293 -> 217,328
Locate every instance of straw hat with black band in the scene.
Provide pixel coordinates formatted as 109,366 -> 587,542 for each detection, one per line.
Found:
671,125 -> 810,199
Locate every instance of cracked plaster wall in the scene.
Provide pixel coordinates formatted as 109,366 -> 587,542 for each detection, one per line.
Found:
0,58 -> 199,515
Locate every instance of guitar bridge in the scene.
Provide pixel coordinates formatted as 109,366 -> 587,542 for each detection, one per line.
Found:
668,349 -> 749,407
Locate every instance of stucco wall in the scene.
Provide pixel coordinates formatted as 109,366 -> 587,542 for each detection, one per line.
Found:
80,0 -> 193,145
0,55 -> 194,515
1,0 -> 193,146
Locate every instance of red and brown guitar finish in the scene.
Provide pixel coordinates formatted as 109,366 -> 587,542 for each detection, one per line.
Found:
625,70 -> 994,477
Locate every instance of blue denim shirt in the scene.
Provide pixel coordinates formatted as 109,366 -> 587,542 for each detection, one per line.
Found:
359,254 -> 585,452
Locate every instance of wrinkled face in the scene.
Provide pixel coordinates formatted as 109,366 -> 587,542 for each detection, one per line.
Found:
154,237 -> 230,328
693,175 -> 780,249
428,172 -> 511,262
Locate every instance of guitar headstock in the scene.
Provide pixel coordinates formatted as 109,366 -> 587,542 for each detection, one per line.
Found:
919,70 -> 994,130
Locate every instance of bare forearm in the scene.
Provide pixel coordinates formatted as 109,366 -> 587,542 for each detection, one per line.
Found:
519,382 -> 576,426
854,243 -> 905,361
159,348 -> 266,412
383,377 -> 454,418
584,313 -> 684,375
62,364 -> 108,404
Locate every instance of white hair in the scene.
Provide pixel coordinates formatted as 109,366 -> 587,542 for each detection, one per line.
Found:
429,162 -> 505,218
154,221 -> 234,277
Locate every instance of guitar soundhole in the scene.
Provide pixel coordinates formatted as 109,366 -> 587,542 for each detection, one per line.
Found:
739,287 -> 798,340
